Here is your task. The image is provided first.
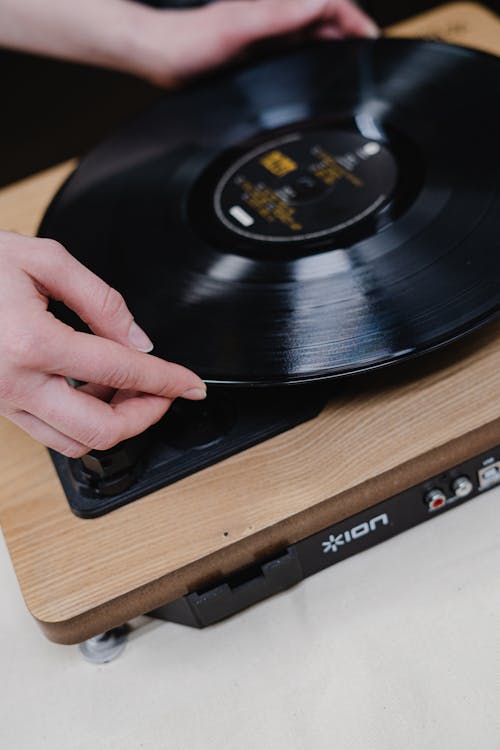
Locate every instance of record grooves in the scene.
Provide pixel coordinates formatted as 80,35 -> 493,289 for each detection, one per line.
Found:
40,39 -> 500,386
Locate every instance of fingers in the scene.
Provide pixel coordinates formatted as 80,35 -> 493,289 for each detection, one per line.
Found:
10,233 -> 206,396
21,235 -> 154,352
314,25 -> 343,40
8,410 -> 88,458
77,382 -> 115,401
320,0 -> 379,38
9,384 -> 171,456
33,317 -> 206,400
0,232 -> 206,454
25,376 -> 172,451
23,237 -> 207,398
218,0 -> 378,45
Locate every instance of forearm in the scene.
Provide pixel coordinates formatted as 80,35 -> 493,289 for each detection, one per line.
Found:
0,0 -> 153,73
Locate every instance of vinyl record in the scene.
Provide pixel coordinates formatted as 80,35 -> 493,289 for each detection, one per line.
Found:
40,39 -> 500,385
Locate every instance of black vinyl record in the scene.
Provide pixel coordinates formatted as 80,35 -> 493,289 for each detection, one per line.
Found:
40,39 -> 500,385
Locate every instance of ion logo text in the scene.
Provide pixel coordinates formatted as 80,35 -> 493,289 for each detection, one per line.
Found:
322,513 -> 390,554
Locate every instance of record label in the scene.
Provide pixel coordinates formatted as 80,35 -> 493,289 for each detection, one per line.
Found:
214,130 -> 398,243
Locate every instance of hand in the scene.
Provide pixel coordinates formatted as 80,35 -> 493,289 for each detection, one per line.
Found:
0,231 -> 206,457
0,0 -> 378,88
131,0 -> 380,87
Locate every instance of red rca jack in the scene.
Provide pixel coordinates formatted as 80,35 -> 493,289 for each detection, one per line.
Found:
424,488 -> 447,511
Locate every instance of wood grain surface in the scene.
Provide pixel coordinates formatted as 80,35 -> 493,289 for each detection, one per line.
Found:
0,3 -> 499,643
386,1 -> 500,54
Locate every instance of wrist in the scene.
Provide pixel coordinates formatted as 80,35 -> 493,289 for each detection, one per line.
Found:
114,5 -> 181,88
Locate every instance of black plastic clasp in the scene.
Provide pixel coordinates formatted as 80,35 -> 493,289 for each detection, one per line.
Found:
149,547 -> 303,627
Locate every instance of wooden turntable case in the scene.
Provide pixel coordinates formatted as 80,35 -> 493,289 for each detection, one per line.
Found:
0,2 -> 499,644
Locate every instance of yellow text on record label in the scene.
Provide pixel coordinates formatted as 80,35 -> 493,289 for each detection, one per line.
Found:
259,150 -> 298,177
313,148 -> 364,188
241,180 -> 302,231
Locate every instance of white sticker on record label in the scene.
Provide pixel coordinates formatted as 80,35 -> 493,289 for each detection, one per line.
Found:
229,205 -> 255,227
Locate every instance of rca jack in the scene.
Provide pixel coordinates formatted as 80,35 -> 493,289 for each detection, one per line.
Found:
451,475 -> 473,498
424,488 -> 447,511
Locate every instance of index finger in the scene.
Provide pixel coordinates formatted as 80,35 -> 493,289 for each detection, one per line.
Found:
321,0 -> 379,37
226,0 -> 378,43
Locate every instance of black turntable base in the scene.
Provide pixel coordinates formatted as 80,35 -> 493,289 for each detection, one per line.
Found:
50,386 -> 328,518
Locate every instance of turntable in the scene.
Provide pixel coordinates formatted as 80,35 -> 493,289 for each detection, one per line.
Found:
0,2 -> 499,645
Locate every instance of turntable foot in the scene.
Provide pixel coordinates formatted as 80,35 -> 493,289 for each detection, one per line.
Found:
79,626 -> 128,664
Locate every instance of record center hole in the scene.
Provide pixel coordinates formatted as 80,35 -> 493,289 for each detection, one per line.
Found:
288,175 -> 325,201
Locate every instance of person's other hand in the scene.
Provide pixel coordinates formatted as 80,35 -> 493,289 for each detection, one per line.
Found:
0,231 -> 206,457
0,0 -> 378,88
132,0 -> 379,87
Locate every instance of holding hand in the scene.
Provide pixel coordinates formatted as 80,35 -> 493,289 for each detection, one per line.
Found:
0,231 -> 206,456
0,0 -> 378,87
132,0 -> 379,87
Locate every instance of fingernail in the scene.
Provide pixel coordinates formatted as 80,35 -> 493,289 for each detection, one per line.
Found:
365,21 -> 380,38
181,387 -> 207,401
128,321 -> 154,352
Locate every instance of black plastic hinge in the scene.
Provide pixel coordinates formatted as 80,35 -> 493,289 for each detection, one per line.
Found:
149,547 -> 303,627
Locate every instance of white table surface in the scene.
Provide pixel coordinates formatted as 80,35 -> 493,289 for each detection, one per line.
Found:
1,484 -> 499,750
